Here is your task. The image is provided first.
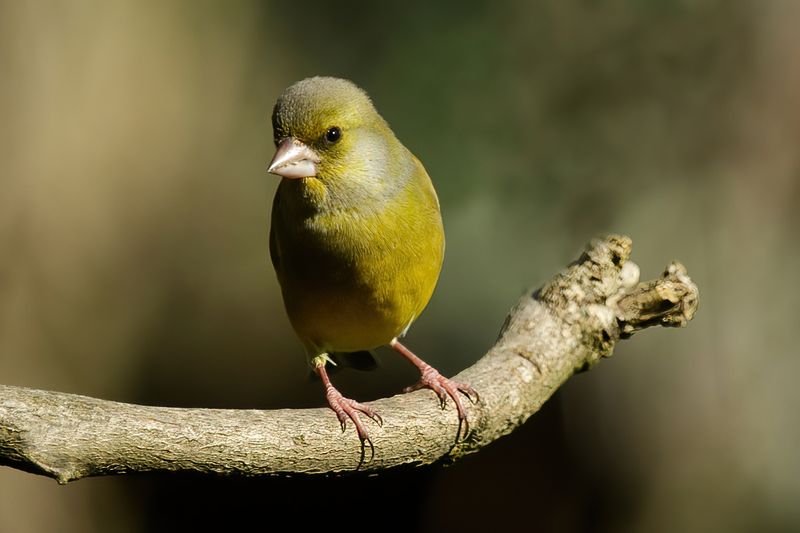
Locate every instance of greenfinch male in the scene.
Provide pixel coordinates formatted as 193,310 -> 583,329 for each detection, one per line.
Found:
267,77 -> 477,457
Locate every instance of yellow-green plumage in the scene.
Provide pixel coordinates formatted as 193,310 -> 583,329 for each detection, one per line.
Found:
268,77 -> 477,453
269,77 -> 444,361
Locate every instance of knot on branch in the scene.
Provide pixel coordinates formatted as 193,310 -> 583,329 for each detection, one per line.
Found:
534,235 -> 698,368
612,261 -> 699,337
535,235 -> 635,366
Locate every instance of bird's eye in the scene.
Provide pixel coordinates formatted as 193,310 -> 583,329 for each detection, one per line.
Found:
325,126 -> 342,144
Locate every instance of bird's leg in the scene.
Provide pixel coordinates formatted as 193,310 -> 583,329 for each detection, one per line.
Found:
390,338 -> 479,441
315,361 -> 383,465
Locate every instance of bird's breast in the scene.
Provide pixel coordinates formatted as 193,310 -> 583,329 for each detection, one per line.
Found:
272,182 -> 444,352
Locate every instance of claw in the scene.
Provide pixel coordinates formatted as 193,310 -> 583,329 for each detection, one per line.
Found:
458,384 -> 480,404
357,436 -> 375,470
456,415 -> 469,443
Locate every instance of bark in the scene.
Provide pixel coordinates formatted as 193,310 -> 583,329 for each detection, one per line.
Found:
0,235 -> 698,483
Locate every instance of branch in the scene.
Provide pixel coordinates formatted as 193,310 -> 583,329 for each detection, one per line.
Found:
0,235 -> 698,483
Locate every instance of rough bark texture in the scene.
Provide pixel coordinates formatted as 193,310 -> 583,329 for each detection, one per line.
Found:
0,235 -> 698,483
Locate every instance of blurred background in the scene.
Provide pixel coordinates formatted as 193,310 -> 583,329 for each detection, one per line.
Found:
1,1 -> 798,531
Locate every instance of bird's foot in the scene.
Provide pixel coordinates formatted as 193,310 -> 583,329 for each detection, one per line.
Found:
403,365 -> 479,441
323,382 -> 383,466
391,338 -> 479,442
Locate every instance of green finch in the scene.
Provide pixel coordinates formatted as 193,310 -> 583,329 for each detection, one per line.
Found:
267,77 -> 477,458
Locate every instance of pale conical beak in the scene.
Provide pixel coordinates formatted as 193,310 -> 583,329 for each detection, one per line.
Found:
267,138 -> 320,179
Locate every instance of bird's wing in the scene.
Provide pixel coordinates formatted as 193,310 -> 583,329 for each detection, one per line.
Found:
269,194 -> 281,272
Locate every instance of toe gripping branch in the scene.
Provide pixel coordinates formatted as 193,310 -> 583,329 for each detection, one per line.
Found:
392,339 -> 479,443
316,363 -> 383,467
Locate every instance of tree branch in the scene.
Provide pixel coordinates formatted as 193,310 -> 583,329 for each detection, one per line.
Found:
0,235 -> 698,483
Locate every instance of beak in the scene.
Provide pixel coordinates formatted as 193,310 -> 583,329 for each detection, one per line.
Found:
267,138 -> 320,179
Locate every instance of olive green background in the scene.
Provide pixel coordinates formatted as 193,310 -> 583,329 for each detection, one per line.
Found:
1,1 -> 798,531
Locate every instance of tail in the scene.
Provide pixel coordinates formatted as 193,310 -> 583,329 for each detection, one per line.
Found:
329,350 -> 379,371
307,350 -> 379,380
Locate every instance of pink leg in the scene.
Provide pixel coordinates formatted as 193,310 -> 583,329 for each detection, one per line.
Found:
390,338 -> 479,441
316,363 -> 383,466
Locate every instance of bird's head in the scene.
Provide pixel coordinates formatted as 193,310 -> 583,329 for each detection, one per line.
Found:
268,77 -> 392,179
268,77 -> 408,208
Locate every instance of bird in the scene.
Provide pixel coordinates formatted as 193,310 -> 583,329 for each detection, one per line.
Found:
267,77 -> 477,460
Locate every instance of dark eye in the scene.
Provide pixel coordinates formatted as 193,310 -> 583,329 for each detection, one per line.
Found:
325,126 -> 342,144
